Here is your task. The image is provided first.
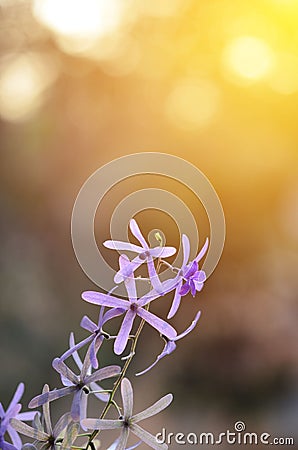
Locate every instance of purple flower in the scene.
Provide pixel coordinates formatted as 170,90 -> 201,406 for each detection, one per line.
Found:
167,235 -> 208,319
11,385 -> 75,450
60,306 -> 124,369
0,383 -> 36,450
104,219 -> 176,293
136,311 -> 201,376
81,378 -> 173,450
60,332 -> 112,403
28,357 -> 121,422
82,255 -> 177,355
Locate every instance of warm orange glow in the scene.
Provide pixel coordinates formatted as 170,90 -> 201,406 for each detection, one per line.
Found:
0,53 -> 57,122
165,79 -> 221,130
222,36 -> 275,82
269,53 -> 298,94
33,0 -> 125,54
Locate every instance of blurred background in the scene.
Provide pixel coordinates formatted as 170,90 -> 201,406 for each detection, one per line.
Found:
1,0 -> 298,448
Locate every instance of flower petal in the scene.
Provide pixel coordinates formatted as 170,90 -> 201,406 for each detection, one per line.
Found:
28,387 -> 75,409
114,309 -> 136,355
52,358 -> 78,385
82,292 -> 129,309
146,257 -> 163,294
70,389 -> 82,422
80,316 -> 97,333
121,378 -> 133,419
195,237 -> 209,262
6,383 -> 24,416
85,365 -> 121,384
174,311 -> 201,341
136,309 -> 177,340
150,247 -> 176,258
112,428 -> 130,450
41,385 -> 52,435
135,341 -> 176,377
104,240 -> 143,253
130,423 -> 168,450
129,219 -> 148,249
119,255 -> 137,302
15,412 -> 36,421
81,418 -> 123,430
61,422 -> 79,450
179,282 -> 190,296
9,419 -> 48,441
7,424 -> 22,449
182,234 -> 190,266
132,393 -> 173,423
53,412 -> 72,438
167,280 -> 183,319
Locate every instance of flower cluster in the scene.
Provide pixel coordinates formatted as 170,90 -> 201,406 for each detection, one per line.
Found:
2,219 -> 208,450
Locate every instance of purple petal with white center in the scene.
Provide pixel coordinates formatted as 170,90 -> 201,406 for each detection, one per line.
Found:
82,291 -> 129,309
114,309 -> 136,355
104,240 -> 143,253
167,279 -> 183,319
28,386 -> 75,409
136,308 -> 177,340
129,219 -> 148,248
121,379 -> 133,419
195,237 -> 209,262
130,423 -> 167,450
52,358 -> 79,385
70,390 -> 82,422
81,418 -> 123,430
80,316 -> 97,333
9,419 -> 48,441
85,365 -> 121,384
132,393 -> 173,423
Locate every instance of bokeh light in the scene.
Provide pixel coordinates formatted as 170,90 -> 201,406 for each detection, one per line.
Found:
0,52 -> 58,122
165,79 -> 221,130
33,0 -> 125,54
222,36 -> 275,82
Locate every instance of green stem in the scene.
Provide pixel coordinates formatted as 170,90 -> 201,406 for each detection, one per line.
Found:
85,305 -> 149,449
